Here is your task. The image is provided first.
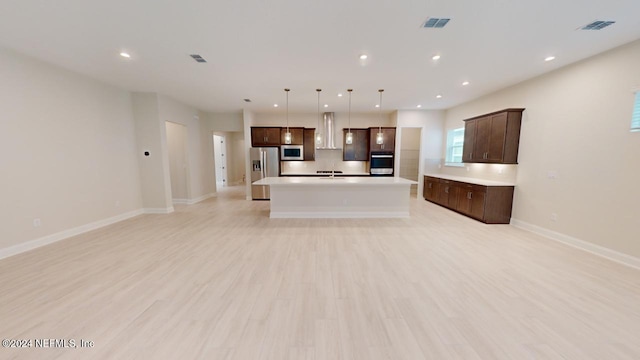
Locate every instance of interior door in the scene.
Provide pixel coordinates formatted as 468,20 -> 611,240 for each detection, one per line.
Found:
214,134 -> 227,188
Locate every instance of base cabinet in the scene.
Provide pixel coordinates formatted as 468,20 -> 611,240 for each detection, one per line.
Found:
424,176 -> 514,224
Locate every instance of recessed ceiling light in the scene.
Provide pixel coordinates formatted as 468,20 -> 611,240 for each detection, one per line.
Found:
462,81 -> 470,86
417,105 -> 422,108
545,56 -> 556,62
120,52 -> 131,58
436,94 -> 442,99
432,55 -> 441,60
338,93 -> 343,97
324,104 -> 329,108
273,104 -> 278,107
375,104 -> 380,108
360,54 -> 368,60
243,99 -> 252,103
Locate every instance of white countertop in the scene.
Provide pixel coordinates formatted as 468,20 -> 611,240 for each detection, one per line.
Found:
253,176 -> 417,186
424,173 -> 515,186
280,172 -> 371,176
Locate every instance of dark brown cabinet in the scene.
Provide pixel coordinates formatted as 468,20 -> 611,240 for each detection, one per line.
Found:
435,180 -> 458,208
455,183 -> 487,220
251,127 -> 281,147
303,128 -> 316,161
462,109 -> 524,164
343,128 -> 369,161
423,177 -> 438,202
280,127 -> 304,145
369,127 -> 396,153
424,176 -> 514,224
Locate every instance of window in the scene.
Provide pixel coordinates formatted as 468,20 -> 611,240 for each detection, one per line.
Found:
445,127 -> 465,165
632,91 -> 640,132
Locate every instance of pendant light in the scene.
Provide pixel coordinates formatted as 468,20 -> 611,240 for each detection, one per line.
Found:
376,89 -> 384,145
315,89 -> 323,146
345,89 -> 353,145
284,88 -> 291,144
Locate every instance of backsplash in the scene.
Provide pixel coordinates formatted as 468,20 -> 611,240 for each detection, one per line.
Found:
281,150 -> 368,174
436,161 -> 518,183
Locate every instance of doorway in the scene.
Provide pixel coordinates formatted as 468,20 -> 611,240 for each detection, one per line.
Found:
213,134 -> 227,188
166,121 -> 189,203
399,128 -> 421,196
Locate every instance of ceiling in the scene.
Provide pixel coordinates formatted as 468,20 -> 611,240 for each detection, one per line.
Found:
1,0 -> 639,114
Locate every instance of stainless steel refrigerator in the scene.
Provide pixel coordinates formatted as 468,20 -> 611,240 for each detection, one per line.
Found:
250,147 -> 280,200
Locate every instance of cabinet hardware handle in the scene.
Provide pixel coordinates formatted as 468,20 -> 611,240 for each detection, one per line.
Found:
468,191 -> 472,199
445,186 -> 449,193
428,183 -> 432,188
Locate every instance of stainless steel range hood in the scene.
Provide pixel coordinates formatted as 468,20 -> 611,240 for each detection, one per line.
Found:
316,112 -> 342,150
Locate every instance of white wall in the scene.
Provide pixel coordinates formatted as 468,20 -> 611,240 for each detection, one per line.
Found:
243,110 -> 255,199
443,39 -> 640,259
0,47 -> 142,253
132,93 -> 173,211
203,112 -> 243,132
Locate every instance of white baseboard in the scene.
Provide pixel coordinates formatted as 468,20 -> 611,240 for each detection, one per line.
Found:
510,218 -> 640,270
0,209 -> 144,260
143,207 -> 174,214
173,194 -> 214,206
188,193 -> 214,205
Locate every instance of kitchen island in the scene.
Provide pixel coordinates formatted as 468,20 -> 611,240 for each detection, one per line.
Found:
252,176 -> 417,218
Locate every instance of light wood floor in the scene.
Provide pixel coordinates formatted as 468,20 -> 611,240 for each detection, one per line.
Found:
1,186 -> 639,360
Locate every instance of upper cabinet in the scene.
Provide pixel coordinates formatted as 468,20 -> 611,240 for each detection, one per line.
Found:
280,127 -> 304,145
303,128 -> 316,161
369,127 -> 396,153
343,128 -> 369,161
251,127 -> 281,147
462,108 -> 524,164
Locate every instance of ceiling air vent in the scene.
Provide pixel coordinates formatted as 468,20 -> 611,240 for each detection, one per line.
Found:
580,20 -> 615,30
190,54 -> 207,63
422,18 -> 450,28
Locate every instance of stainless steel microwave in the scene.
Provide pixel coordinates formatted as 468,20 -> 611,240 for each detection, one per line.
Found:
280,145 -> 304,161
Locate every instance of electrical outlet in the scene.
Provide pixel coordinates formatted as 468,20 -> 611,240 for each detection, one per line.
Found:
550,213 -> 558,222
33,218 -> 41,227
498,168 -> 504,174
466,166 -> 470,172
547,171 -> 558,179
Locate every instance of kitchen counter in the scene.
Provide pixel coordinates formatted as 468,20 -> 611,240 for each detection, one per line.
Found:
423,173 -> 516,186
252,176 -> 417,218
280,172 -> 371,177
